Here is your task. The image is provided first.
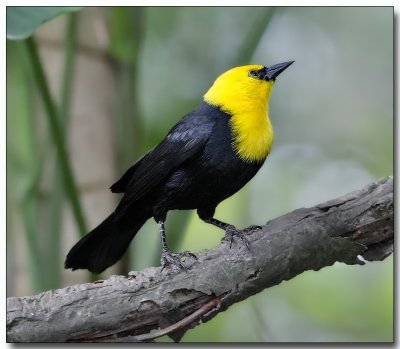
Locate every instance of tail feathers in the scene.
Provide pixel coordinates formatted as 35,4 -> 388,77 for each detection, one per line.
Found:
65,211 -> 148,273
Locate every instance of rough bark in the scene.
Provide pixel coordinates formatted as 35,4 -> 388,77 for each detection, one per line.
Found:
7,176 -> 393,343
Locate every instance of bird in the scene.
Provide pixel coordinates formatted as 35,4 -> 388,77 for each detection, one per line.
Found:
65,61 -> 294,273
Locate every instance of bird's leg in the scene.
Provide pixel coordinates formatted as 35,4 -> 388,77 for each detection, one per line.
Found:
158,221 -> 196,272
159,221 -> 185,271
203,217 -> 256,250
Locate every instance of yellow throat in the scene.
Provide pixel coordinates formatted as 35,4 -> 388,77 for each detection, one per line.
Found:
204,65 -> 274,163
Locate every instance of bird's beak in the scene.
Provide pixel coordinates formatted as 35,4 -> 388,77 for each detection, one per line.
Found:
265,61 -> 294,80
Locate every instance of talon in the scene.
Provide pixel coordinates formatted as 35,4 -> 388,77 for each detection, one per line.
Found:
160,249 -> 197,272
182,251 -> 198,260
224,225 -> 251,251
244,225 -> 262,232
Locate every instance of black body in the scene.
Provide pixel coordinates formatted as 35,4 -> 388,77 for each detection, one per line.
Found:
65,102 -> 265,273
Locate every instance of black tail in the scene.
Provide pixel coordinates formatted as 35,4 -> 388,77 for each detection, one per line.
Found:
65,211 -> 150,273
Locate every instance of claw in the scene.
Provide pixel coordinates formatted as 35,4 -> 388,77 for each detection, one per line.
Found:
160,249 -> 197,272
243,225 -> 262,233
224,225 -> 251,251
182,251 -> 198,260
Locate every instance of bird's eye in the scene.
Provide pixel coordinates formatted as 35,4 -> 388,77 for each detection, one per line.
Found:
248,70 -> 259,79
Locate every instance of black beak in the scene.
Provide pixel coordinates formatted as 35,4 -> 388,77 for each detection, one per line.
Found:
265,61 -> 294,80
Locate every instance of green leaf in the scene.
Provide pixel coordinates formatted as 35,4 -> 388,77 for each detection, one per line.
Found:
6,6 -> 81,40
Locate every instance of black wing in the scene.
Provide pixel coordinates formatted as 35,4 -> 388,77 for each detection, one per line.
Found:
110,149 -> 154,193
113,112 -> 216,212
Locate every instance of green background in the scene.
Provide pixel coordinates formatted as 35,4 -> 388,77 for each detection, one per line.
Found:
7,7 -> 393,342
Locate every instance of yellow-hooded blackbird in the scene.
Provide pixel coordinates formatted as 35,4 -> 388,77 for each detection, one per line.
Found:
65,61 -> 294,273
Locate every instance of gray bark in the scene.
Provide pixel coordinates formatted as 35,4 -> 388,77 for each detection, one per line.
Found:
7,176 -> 393,343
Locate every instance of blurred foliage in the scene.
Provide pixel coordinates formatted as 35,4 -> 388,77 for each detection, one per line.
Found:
7,7 -> 90,290
6,7 -> 81,40
7,6 -> 393,342
107,7 -> 145,274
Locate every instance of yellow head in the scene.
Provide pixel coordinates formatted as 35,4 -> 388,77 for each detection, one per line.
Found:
204,62 -> 294,163
204,62 -> 293,115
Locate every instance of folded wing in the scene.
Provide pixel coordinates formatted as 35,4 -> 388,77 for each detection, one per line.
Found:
112,113 -> 215,214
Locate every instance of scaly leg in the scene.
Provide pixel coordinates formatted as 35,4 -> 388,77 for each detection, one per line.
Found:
202,217 -> 260,250
158,221 -> 196,271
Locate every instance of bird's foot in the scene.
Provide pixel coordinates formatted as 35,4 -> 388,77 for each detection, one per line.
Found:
160,249 -> 197,272
223,224 -> 251,251
242,224 -> 262,233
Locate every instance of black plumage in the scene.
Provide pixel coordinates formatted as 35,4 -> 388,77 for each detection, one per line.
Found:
65,61 -> 294,273
65,102 -> 263,273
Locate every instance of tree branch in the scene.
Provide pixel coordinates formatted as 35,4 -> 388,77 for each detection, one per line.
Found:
7,176 -> 393,343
